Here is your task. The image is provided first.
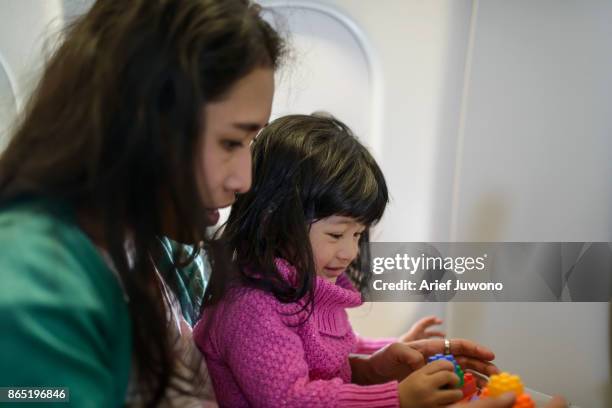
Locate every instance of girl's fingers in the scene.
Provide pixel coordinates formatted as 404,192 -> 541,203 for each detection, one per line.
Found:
420,359 -> 455,375
434,388 -> 464,405
428,369 -> 460,388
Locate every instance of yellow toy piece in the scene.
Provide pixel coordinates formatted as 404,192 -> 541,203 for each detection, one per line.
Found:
480,372 -> 535,408
487,372 -> 524,396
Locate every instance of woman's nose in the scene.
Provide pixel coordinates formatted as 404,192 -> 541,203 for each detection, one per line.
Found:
226,149 -> 252,194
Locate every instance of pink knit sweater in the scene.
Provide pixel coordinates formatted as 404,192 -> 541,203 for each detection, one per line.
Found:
193,259 -> 399,407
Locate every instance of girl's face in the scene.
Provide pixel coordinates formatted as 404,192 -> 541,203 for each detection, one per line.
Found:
309,215 -> 366,283
196,68 -> 274,225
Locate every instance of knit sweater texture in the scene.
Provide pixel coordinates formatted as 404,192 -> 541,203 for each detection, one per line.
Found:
194,258 -> 399,407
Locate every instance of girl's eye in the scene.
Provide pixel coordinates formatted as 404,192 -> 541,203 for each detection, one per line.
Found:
222,140 -> 243,151
328,233 -> 343,239
354,232 -> 362,239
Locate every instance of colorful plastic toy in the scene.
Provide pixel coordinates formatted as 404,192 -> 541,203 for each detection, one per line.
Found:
427,353 -> 464,386
480,372 -> 535,408
427,354 -> 477,401
461,372 -> 477,401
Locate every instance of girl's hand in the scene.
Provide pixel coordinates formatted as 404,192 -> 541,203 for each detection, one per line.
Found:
398,360 -> 463,408
399,316 -> 445,342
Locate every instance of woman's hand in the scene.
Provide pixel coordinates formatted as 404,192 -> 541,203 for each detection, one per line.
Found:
366,342 -> 426,383
453,393 -> 516,408
451,394 -> 568,408
399,316 -> 445,342
351,337 -> 498,384
407,338 -> 499,377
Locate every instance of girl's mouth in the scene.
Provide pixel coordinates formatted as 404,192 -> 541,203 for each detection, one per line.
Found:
324,266 -> 346,275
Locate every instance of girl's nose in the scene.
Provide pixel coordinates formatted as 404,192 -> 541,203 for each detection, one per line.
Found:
338,238 -> 359,262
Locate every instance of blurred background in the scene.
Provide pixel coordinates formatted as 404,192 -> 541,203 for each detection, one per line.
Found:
1,1 -> 610,406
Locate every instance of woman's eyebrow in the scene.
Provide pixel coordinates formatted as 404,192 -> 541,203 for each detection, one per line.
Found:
232,121 -> 267,132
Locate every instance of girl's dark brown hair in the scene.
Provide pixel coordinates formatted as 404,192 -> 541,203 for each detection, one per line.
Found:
0,0 -> 283,405
204,114 -> 388,314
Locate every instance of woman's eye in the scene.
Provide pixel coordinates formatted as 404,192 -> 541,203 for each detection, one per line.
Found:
222,140 -> 243,151
328,233 -> 343,239
354,232 -> 362,239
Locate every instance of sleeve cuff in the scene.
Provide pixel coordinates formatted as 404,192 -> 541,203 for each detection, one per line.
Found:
354,337 -> 397,355
337,381 -> 399,408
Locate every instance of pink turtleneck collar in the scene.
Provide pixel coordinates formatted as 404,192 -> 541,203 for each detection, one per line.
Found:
274,258 -> 363,337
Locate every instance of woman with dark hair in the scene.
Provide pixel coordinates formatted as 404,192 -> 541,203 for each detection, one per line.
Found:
0,0 -> 282,406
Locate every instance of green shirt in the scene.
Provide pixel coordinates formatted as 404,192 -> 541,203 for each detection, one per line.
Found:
0,197 -> 209,407
156,236 -> 208,327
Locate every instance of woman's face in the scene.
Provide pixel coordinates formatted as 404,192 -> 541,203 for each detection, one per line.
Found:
197,68 -> 274,225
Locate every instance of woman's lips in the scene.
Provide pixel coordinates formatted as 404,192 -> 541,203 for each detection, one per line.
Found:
204,209 -> 220,225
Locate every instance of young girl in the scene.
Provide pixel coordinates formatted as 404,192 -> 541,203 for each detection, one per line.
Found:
194,114 -> 465,407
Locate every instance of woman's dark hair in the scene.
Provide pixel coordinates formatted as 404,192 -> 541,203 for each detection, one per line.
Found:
205,114 -> 388,310
0,0 -> 284,405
